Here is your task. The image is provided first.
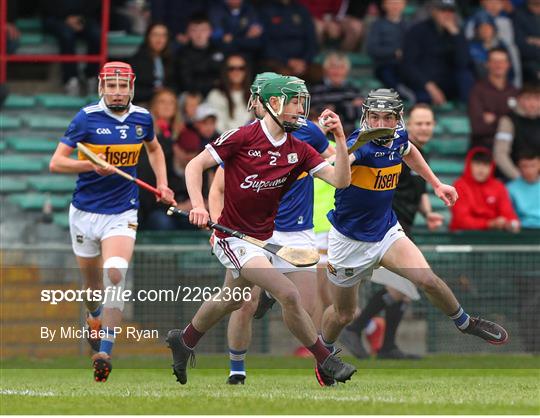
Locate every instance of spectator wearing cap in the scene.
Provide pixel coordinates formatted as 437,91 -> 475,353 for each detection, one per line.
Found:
468,48 -> 519,149
507,151 -> 540,229
366,0 -> 409,91
179,103 -> 220,148
513,0 -> 540,83
174,14 -> 225,97
401,0 -> 474,105
450,147 -> 520,232
465,0 -> 522,87
494,84 -> 540,180
209,0 -> 263,62
206,54 -> 252,133
310,52 -> 363,135
257,0 -> 320,83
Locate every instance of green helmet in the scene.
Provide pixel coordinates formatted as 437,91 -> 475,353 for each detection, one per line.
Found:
258,76 -> 310,132
248,72 -> 282,116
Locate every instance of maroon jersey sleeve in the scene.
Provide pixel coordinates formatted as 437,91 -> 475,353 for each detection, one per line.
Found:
205,127 -> 244,164
298,139 -> 329,176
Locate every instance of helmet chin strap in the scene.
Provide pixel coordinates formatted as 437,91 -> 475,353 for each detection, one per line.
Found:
103,94 -> 131,112
262,98 -> 300,133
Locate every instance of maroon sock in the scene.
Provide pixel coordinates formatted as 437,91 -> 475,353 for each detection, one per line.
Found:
307,339 -> 331,365
182,322 -> 204,349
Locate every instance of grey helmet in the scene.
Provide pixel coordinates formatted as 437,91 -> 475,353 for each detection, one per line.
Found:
360,88 -> 404,144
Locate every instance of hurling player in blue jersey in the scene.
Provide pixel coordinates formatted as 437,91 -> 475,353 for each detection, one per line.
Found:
320,89 -> 509,376
208,73 -> 336,385
49,62 -> 175,382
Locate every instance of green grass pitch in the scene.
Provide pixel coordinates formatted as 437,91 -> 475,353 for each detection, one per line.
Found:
1,355 -> 539,414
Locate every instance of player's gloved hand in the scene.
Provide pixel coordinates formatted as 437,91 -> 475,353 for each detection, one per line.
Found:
426,212 -> 444,230
92,153 -> 116,176
156,184 -> 177,206
190,206 -> 210,229
434,183 -> 458,207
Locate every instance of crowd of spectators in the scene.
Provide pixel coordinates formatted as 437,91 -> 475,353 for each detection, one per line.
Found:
5,0 -> 539,232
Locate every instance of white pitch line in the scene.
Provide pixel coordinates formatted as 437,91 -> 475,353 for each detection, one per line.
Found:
0,389 -> 55,397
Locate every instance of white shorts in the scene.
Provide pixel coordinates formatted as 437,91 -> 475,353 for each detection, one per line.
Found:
315,231 -> 329,264
270,229 -> 317,274
327,222 -> 406,287
69,204 -> 138,258
212,236 -> 271,279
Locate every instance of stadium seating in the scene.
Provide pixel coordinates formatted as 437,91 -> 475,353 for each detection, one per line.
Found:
8,193 -> 72,211
5,137 -> 58,153
0,155 -> 44,173
36,94 -> 88,110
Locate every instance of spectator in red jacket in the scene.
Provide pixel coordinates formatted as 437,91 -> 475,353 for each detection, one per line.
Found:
450,147 -> 520,232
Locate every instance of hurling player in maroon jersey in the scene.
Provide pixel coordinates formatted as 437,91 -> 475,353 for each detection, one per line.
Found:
166,76 -> 355,386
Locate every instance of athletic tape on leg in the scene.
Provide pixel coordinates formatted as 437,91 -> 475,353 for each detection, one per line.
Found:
103,256 -> 128,310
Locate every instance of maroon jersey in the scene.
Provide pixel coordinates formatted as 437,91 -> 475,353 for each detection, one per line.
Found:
206,120 -> 328,240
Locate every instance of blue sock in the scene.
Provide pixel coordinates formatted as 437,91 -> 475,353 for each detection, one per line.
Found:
450,306 -> 470,330
90,304 -> 102,318
99,327 -> 115,355
229,348 -> 246,376
319,335 -> 336,354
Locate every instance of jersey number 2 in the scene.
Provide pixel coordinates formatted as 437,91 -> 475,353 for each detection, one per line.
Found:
269,156 -> 277,166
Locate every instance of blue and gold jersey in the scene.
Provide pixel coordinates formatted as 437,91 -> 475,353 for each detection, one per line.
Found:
60,99 -> 154,214
328,128 -> 410,242
274,119 -> 329,232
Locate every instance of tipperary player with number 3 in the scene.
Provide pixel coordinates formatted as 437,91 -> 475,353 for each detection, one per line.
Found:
320,89 -> 509,362
50,62 -> 175,382
166,76 -> 357,386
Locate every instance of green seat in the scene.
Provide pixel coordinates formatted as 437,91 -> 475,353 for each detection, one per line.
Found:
19,33 -> 44,46
348,53 -> 372,67
0,177 -> 28,193
28,176 -> 75,192
362,78 -> 383,90
428,138 -> 469,156
6,137 -> 58,153
439,116 -> 470,136
403,4 -> 417,17
8,193 -> 72,211
0,115 -> 22,130
433,123 -> 445,136
36,94 -> 88,109
0,141 -> 6,153
426,175 -> 458,191
23,115 -> 72,130
15,18 -> 42,31
53,212 -> 70,229
0,155 -> 43,173
433,102 -> 455,113
108,34 -> 143,46
429,194 -> 448,210
4,95 -> 37,109
430,159 -> 464,175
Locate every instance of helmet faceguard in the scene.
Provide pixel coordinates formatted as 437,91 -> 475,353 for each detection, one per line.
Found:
98,61 -> 136,112
247,71 -> 281,119
259,76 -> 310,132
360,88 -> 404,144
